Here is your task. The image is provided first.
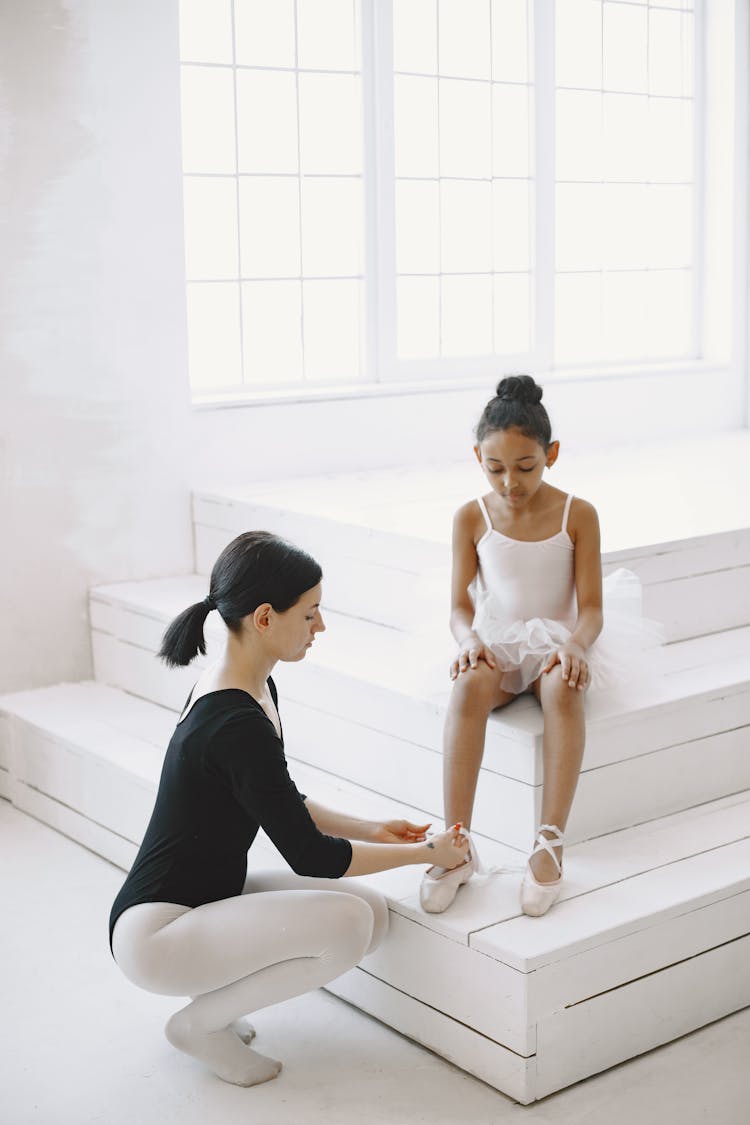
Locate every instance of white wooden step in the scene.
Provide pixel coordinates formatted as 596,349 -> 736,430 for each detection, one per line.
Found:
1,680 -> 748,1104
89,576 -> 750,848
193,431 -> 750,639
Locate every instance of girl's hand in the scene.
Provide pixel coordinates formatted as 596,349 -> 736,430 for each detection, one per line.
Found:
542,642 -> 589,691
425,827 -> 470,870
450,635 -> 497,680
371,819 -> 431,844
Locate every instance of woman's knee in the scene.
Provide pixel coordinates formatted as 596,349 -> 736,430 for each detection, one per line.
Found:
345,883 -> 389,955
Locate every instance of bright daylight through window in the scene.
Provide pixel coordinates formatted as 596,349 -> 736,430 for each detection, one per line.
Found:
179,0 -> 701,397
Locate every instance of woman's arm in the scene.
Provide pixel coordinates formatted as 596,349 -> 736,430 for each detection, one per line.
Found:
344,830 -> 468,877
303,799 -> 429,844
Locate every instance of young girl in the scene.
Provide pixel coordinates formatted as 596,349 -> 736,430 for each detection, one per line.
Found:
110,531 -> 467,1088
420,375 -> 652,917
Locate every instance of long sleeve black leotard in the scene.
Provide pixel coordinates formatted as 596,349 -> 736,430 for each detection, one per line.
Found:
109,681 -> 352,949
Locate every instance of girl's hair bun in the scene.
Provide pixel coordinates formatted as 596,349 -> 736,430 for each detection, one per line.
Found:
495,374 -> 543,405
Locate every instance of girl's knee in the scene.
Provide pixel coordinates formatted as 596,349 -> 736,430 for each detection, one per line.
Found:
451,664 -> 499,710
540,666 -> 585,708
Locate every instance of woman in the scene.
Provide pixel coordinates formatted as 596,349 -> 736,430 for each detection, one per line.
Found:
109,531 -> 466,1088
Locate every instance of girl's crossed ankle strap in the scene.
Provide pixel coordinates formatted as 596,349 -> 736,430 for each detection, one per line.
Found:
530,824 -> 565,877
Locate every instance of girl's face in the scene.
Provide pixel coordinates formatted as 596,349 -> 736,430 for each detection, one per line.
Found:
475,427 -> 558,509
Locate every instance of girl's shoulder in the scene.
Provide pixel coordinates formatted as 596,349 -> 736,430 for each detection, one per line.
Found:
452,498 -> 487,540
566,493 -> 600,542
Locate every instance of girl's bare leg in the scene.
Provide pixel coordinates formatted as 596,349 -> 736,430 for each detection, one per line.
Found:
443,662 -> 515,830
531,665 -> 586,882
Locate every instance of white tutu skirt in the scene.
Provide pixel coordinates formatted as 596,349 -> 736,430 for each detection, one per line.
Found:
472,568 -> 665,695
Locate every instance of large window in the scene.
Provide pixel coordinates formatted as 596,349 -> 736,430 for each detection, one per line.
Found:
178,0 -> 732,398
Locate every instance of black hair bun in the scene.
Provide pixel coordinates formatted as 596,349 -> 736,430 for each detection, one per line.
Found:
495,374 -> 543,405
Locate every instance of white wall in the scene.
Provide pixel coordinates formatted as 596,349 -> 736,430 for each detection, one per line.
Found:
0,1 -> 193,693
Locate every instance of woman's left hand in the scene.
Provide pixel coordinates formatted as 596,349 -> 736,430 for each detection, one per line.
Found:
542,642 -> 589,691
371,819 -> 431,844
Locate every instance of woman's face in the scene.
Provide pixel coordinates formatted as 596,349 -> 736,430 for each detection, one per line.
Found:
272,583 -> 326,662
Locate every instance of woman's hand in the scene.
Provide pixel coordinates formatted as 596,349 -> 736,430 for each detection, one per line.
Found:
450,634 -> 497,680
371,819 -> 431,844
425,827 -> 470,870
542,641 -> 589,690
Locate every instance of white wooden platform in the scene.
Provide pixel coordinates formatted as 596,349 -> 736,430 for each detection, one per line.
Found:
0,681 -> 748,1104
3,435 -> 750,1102
88,575 -> 750,850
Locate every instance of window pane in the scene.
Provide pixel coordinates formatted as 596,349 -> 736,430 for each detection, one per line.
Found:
647,185 -> 692,269
235,0 -> 295,68
603,93 -> 648,182
556,183 -> 602,272
648,97 -> 692,183
297,0 -> 357,72
179,0 -> 233,63
646,270 -> 692,358
302,279 -> 362,378
601,183 -> 648,269
649,8 -> 693,98
556,90 -> 602,181
183,177 -> 239,280
397,276 -> 440,358
239,177 -> 300,278
555,273 -> 602,363
440,79 -> 492,179
394,76 -> 439,178
181,67 -> 236,173
493,179 -> 530,272
396,181 -> 440,274
394,0 -> 438,73
186,283 -> 242,389
493,274 -> 531,353
300,177 -> 362,276
603,2 -> 648,93
556,0 -> 601,90
441,180 -> 492,273
236,70 -> 298,173
491,0 -> 529,85
438,0 -> 491,80
601,271 -> 648,361
441,275 -> 493,355
242,281 -> 303,383
299,74 -> 362,174
492,85 -> 530,178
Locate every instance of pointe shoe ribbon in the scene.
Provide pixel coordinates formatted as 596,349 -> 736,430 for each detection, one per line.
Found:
420,825 -> 511,914
520,823 -> 565,917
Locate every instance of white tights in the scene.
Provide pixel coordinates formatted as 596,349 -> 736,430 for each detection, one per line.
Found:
112,869 -> 389,1086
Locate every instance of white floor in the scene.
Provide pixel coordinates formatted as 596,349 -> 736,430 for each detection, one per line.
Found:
2,801 -> 748,1125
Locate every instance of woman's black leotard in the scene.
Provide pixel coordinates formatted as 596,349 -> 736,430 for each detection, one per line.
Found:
109,681 -> 352,949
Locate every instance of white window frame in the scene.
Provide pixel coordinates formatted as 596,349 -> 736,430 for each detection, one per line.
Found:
192,0 -> 749,411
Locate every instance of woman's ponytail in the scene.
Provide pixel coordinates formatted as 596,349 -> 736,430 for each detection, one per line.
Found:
158,599 -> 214,668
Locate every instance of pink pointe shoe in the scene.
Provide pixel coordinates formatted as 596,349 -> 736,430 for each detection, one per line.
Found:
420,854 -> 474,913
520,824 -> 564,917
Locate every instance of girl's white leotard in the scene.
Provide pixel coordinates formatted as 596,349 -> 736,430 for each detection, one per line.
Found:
470,493 -> 662,695
473,492 -> 577,630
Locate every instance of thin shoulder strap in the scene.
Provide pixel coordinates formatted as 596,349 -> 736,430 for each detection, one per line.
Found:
476,496 -> 493,532
561,493 -> 574,534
